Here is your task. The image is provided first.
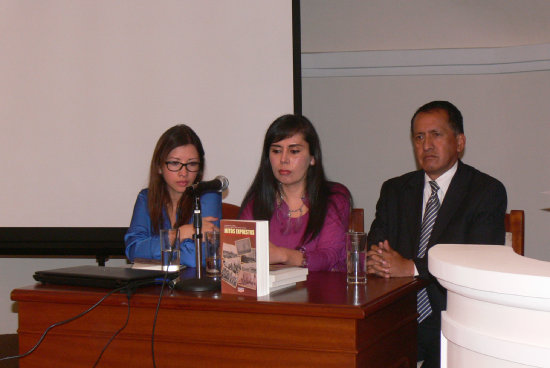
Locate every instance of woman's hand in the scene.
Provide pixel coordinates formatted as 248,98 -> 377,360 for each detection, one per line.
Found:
201,216 -> 219,233
269,242 -> 304,267
177,216 -> 219,240
177,224 -> 194,241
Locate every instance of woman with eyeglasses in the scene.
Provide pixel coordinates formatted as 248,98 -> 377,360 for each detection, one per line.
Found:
240,114 -> 351,271
125,124 -> 221,267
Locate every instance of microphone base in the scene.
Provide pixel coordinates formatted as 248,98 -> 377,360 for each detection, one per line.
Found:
173,277 -> 220,292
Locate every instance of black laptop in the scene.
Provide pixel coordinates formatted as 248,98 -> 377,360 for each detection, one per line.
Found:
33,265 -> 173,289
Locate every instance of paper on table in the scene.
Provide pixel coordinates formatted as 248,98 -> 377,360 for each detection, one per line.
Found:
132,258 -> 185,271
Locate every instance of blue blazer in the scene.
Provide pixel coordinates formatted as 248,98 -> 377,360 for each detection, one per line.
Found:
125,188 -> 222,267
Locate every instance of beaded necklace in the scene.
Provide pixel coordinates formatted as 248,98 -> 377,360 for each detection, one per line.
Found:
276,189 -> 307,234
279,192 -> 306,218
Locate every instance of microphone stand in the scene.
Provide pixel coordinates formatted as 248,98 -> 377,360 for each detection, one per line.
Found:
174,192 -> 220,292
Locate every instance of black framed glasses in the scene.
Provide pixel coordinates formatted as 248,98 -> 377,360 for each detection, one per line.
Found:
164,161 -> 200,172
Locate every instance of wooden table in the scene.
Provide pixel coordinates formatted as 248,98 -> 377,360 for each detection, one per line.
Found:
12,271 -> 423,367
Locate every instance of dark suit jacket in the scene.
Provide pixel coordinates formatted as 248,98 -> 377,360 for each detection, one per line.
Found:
367,161 -> 507,319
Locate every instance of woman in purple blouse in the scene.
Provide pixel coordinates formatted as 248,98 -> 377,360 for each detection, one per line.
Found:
239,114 -> 352,271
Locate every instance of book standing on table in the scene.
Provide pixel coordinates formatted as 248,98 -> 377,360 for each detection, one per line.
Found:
220,219 -> 270,297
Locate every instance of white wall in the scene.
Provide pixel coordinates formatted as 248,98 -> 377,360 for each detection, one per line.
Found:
301,0 -> 550,52
301,1 -> 550,262
0,0 -> 294,333
303,72 -> 550,262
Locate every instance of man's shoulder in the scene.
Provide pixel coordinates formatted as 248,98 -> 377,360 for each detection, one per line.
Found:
382,169 -> 423,188
458,162 -> 505,188
381,162 -> 504,188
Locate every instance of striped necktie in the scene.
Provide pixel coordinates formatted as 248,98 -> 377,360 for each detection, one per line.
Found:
417,180 -> 440,323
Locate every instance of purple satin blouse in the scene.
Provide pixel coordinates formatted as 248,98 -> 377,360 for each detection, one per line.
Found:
240,182 -> 351,271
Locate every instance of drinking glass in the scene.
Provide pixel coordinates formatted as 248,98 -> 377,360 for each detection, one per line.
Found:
160,229 -> 180,272
346,231 -> 367,284
205,230 -> 221,277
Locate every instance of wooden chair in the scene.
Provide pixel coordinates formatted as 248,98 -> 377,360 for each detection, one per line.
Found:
222,202 -> 240,220
349,208 -> 364,233
505,210 -> 525,256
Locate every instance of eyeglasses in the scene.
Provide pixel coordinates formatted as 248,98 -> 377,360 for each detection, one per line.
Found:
164,161 -> 200,172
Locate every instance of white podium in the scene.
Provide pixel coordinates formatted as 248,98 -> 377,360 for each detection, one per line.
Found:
428,244 -> 550,368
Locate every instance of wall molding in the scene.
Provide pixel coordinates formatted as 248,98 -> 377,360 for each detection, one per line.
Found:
302,43 -> 550,77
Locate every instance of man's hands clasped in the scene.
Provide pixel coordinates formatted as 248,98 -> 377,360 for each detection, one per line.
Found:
366,240 -> 414,278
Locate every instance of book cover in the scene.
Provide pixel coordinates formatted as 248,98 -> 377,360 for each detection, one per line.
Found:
220,220 -> 269,297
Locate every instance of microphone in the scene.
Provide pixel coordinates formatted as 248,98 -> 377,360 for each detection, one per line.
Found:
187,176 -> 229,194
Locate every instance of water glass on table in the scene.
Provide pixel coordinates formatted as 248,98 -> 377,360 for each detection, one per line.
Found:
160,229 -> 180,272
346,231 -> 367,284
205,230 -> 221,277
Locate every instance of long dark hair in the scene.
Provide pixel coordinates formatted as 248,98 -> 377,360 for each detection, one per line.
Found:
148,124 -> 205,233
241,114 -> 335,243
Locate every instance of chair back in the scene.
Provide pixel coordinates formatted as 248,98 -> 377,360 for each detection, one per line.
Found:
222,203 -> 240,220
349,208 -> 364,233
505,210 -> 525,256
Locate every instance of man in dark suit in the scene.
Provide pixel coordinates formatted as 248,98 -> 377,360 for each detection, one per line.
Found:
366,100 -> 507,368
